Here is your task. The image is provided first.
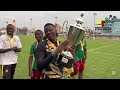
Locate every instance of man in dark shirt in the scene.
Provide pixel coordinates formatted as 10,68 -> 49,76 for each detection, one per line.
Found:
36,23 -> 71,79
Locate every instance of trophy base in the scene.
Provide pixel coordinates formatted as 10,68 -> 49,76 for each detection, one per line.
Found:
57,51 -> 74,68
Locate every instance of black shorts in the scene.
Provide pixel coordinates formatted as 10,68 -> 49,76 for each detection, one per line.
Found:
1,64 -> 17,79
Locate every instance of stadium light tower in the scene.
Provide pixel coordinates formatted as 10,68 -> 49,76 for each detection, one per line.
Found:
30,18 -> 32,31
93,13 -> 97,39
55,16 -> 57,24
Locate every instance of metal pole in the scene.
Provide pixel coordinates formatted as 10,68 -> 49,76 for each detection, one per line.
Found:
55,16 -> 57,24
93,13 -> 97,40
30,18 -> 32,31
93,14 -> 95,39
55,16 -> 59,35
31,18 -> 32,31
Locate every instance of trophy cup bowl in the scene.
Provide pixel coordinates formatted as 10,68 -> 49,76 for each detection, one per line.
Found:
57,14 -> 85,68
67,22 -> 85,46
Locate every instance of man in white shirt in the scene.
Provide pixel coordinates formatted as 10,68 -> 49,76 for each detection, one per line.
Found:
0,24 -> 22,79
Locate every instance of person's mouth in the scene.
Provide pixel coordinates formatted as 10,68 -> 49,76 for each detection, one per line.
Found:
8,32 -> 12,34
47,34 -> 53,38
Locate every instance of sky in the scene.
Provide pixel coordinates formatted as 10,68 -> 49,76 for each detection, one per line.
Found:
0,11 -> 120,32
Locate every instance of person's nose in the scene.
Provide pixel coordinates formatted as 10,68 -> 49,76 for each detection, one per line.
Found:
46,30 -> 51,35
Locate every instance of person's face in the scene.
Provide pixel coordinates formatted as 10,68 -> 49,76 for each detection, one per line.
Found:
35,31 -> 43,41
6,25 -> 15,36
44,25 -> 56,41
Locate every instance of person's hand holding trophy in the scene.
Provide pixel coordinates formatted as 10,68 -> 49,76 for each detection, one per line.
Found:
57,13 -> 86,68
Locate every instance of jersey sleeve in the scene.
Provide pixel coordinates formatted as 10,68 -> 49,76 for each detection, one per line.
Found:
16,36 -> 22,48
30,44 -> 34,55
0,36 -> 3,49
0,38 -> 3,49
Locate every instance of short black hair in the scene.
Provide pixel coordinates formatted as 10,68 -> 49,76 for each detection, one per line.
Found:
6,24 -> 14,28
44,23 -> 58,37
44,23 -> 55,28
35,29 -> 43,36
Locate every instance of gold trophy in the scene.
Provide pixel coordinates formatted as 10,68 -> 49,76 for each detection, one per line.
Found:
57,13 -> 86,68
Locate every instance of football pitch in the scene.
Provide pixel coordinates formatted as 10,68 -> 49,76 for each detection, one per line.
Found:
0,35 -> 120,79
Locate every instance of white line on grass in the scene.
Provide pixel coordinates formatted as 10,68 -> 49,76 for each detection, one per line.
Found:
88,43 -> 117,52
90,51 -> 120,57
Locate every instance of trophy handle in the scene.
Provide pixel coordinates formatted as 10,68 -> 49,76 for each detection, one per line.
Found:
83,29 -> 92,41
62,20 -> 69,40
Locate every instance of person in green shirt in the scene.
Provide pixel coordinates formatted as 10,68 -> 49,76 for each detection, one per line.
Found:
28,30 -> 43,79
68,36 -> 87,79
